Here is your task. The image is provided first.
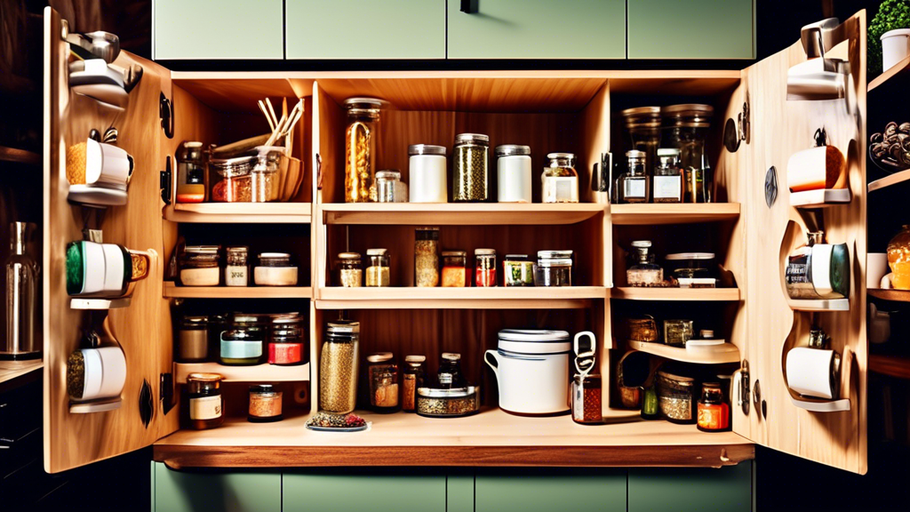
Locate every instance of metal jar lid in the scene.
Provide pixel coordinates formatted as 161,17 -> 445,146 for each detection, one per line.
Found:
505,254 -> 529,261
474,248 -> 496,255
622,106 -> 661,117
343,97 -> 383,112
441,352 -> 462,361
327,320 -> 360,334
657,148 -> 680,157
185,245 -> 220,255
661,104 -> 713,127
366,248 -> 387,256
366,352 -> 394,363
665,252 -> 715,260
538,250 -> 573,259
495,144 -> 531,157
547,152 -> 575,161
417,386 -> 478,398
405,354 -> 427,363
337,252 -> 361,260
375,170 -> 401,180
626,149 -> 646,159
454,133 -> 490,146
409,144 -> 447,156
442,250 -> 467,257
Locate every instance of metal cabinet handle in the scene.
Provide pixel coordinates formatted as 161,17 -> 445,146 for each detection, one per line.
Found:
461,0 -> 477,14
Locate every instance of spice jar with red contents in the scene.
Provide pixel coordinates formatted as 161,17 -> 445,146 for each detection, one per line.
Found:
475,248 -> 497,287
269,313 -> 306,366
571,331 -> 603,425
697,382 -> 730,432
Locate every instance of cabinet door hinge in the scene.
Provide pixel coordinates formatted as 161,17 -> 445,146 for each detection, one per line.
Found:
739,359 -> 750,416
160,372 -> 175,416
160,156 -> 172,205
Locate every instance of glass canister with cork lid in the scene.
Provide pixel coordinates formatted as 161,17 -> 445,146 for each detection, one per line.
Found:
452,133 -> 490,202
344,97 -> 382,203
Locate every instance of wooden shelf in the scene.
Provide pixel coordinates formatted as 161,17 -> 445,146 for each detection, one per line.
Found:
788,396 -> 851,413
70,297 -> 131,310
611,287 -> 740,301
320,203 -> 606,225
164,284 -> 312,299
0,145 -> 40,166
0,360 -> 42,386
868,289 -> 910,302
152,407 -> 754,469
69,397 -> 122,414
316,286 -> 605,309
627,340 -> 740,364
869,354 -> 910,380
174,362 -> 309,384
869,54 -> 910,92
789,189 -> 851,208
868,169 -> 910,193
610,203 -> 740,225
787,298 -> 850,311
165,202 -> 312,224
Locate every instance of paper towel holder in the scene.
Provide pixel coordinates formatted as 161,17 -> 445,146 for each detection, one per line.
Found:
781,324 -> 853,413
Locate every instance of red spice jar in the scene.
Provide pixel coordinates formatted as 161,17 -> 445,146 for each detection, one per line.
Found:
697,382 -> 730,432
475,249 -> 497,287
268,313 -> 306,365
572,373 -> 603,424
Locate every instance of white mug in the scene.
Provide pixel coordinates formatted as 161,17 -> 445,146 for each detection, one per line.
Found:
86,138 -> 133,187
867,253 -> 888,290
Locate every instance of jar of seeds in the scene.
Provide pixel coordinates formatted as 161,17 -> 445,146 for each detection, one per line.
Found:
367,352 -> 400,413
415,227 -> 439,287
319,320 -> 360,414
336,252 -> 362,287
453,133 -> 490,202
365,248 -> 390,287
402,355 -> 426,412
657,369 -> 696,424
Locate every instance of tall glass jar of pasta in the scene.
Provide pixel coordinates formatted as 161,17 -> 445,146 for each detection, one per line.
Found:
343,98 -> 382,203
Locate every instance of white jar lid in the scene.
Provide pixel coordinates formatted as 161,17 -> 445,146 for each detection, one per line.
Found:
498,329 -> 571,354
409,144 -> 446,156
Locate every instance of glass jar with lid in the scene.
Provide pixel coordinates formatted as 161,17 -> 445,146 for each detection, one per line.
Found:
496,144 -> 532,203
657,369 -> 696,424
697,382 -> 730,432
504,254 -> 534,287
249,384 -> 283,422
475,248 -> 497,287
441,250 -> 467,287
438,352 -> 467,389
177,315 -> 209,363
622,106 -> 662,171
176,141 -> 207,203
320,320 -> 360,414
542,152 -> 579,203
627,240 -> 663,287
652,148 -> 683,203
402,354 -> 426,412
535,250 -> 573,287
365,248 -> 390,287
180,245 -> 221,287
224,246 -> 249,287
254,252 -> 298,286
252,145 -> 283,202
661,104 -> 714,203
367,352 -> 400,413
187,373 -> 223,430
210,156 -> 254,202
336,252 -> 363,287
618,150 -> 650,203
888,225 -> 910,290
220,314 -> 266,366
344,97 -> 382,203
374,170 -> 407,203
415,227 -> 439,287
453,133 -> 490,202
269,312 -> 306,365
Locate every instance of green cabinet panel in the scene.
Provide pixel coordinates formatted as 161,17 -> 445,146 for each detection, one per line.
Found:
627,0 -> 754,59
285,0 -> 445,59
628,462 -> 752,512
152,462 -> 281,512
447,471 -> 474,512
153,0 -> 283,60
283,470 -> 446,512
447,0 -> 625,59
475,469 -> 626,512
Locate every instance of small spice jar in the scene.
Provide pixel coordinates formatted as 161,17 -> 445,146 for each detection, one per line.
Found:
441,250 -> 467,287
408,144 -> 448,203
336,252 -> 363,287
252,146 -> 282,202
180,246 -> 221,286
416,386 -> 480,418
177,315 -> 209,363
365,248 -> 390,287
224,246 -> 249,287
496,144 -> 532,203
453,133 -> 490,202
535,250 -> 573,287
627,316 -> 659,343
269,313 -> 306,365
572,372 -> 603,425
367,352 -> 400,413
663,319 -> 695,346
187,373 -> 223,430
402,355 -> 426,412
254,252 -> 298,286
375,170 -> 406,203
415,227 -> 439,287
319,320 -> 359,414
503,254 -> 534,287
220,314 -> 266,366
657,370 -> 696,424
627,240 -> 663,287
248,384 -> 283,422
641,382 -> 660,420
697,382 -> 730,432
542,152 -> 579,203
438,352 -> 466,389
210,156 -> 254,202
474,248 -> 497,287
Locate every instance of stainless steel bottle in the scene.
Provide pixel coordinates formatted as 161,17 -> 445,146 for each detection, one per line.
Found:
3,222 -> 40,360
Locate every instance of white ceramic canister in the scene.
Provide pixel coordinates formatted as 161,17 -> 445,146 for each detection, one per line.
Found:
485,329 -> 571,415
66,346 -> 128,402
882,29 -> 910,73
495,145 -> 532,203
408,144 -> 448,203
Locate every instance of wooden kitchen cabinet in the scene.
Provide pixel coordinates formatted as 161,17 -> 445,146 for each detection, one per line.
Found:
627,0 -> 754,59
153,463 -> 281,512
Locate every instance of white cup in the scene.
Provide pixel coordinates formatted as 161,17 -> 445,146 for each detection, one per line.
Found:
867,253 -> 888,290
85,138 -> 133,187
882,29 -> 910,72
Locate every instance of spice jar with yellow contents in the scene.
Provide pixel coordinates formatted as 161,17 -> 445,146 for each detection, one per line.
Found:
336,252 -> 362,287
365,248 -> 390,287
442,250 -> 467,287
343,97 -> 382,203
415,227 -> 439,287
367,352 -> 400,413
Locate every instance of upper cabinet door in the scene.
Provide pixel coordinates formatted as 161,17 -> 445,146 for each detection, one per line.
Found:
286,0 -> 445,60
733,12 -> 867,474
447,0 -> 625,59
43,7 -> 176,473
153,0 -> 283,60
627,0 -> 753,59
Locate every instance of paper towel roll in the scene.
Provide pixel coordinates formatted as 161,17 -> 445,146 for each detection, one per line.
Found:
786,347 -> 840,399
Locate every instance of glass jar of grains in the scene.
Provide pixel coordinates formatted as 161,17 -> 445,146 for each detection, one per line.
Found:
343,97 -> 382,203
503,254 -> 534,287
442,251 -> 467,287
336,252 -> 363,287
248,384 -> 283,422
367,352 -> 400,413
415,227 -> 439,287
187,373 -> 223,430
224,246 -> 249,287
402,355 -> 426,412
180,246 -> 221,287
453,133 -> 490,202
365,248 -> 390,287
657,369 -> 697,424
319,320 -> 360,414
475,249 -> 497,287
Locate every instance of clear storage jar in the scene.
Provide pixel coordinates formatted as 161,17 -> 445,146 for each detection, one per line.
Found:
254,252 -> 298,286
367,352 -> 400,413
366,248 -> 390,287
657,369 -> 697,424
453,133 -> 490,202
220,314 -> 266,366
269,312 -> 305,365
503,254 -> 534,287
210,156 -> 254,202
224,246 -> 249,287
319,320 -> 360,414
409,144 -> 447,203
661,104 -> 714,203
622,106 -> 662,171
374,170 -> 406,203
542,152 -> 579,203
344,98 -> 381,203
415,227 -> 439,287
177,315 -> 209,363
441,250 -> 467,287
336,252 -> 362,288
176,141 -> 207,203
475,249 -> 497,287
180,245 -> 221,287
252,146 -> 283,202
496,144 -> 532,203
402,355 -> 426,412
535,250 -> 573,287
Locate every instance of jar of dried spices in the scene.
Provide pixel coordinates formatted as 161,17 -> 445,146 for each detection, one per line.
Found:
210,156 -> 254,202
475,248 -> 497,287
248,384 -> 283,422
657,369 -> 696,424
442,251 -> 467,287
343,97 -> 381,203
572,372 -> 603,425
365,248 -> 390,287
415,227 -> 439,287
503,254 -> 534,287
224,246 -> 249,287
254,252 -> 298,286
627,241 -> 663,287
367,352 -> 400,413
402,354 -> 426,412
542,152 -> 579,203
180,246 -> 221,287
438,352 -> 466,389
319,320 -> 360,414
252,145 -> 282,202
336,252 -> 363,287
453,133 -> 490,202
187,373 -> 223,430
697,382 -> 730,432
220,314 -> 266,366
269,312 -> 305,365
177,315 -> 209,363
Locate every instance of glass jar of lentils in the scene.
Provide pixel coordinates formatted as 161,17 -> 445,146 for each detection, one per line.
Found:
452,133 -> 490,202
365,248 -> 390,287
415,227 -> 439,287
319,320 -> 360,414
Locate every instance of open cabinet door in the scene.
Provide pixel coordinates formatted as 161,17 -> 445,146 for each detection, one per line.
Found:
43,7 -> 177,473
733,11 -> 868,474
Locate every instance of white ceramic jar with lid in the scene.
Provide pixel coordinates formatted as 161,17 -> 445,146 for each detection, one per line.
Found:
495,144 -> 532,203
484,329 -> 571,415
408,144 -> 447,203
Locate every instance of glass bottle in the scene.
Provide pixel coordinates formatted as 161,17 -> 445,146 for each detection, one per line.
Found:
438,352 -> 466,389
622,106 -> 662,172
474,249 -> 497,287
176,141 -> 207,203
641,382 -> 660,420
224,246 -> 249,287
661,104 -> 713,203
888,225 -> 910,290
626,240 -> 663,287
320,320 -> 360,414
187,373 -> 224,430
618,150 -> 650,203
367,352 -> 400,413
415,227 -> 439,287
219,314 -> 266,366
652,148 -> 683,203
541,152 -> 579,203
374,170 -> 405,203
344,97 -> 382,203
336,252 -> 363,287
402,355 -> 426,412
3,222 -> 39,360
452,133 -> 490,202
365,248 -> 390,287
252,145 -> 282,202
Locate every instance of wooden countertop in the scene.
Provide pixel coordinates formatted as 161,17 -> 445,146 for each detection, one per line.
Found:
0,360 -> 42,386
153,408 -> 754,469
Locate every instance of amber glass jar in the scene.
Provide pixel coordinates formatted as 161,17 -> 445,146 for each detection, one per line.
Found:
888,225 -> 910,290
187,373 -> 223,430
